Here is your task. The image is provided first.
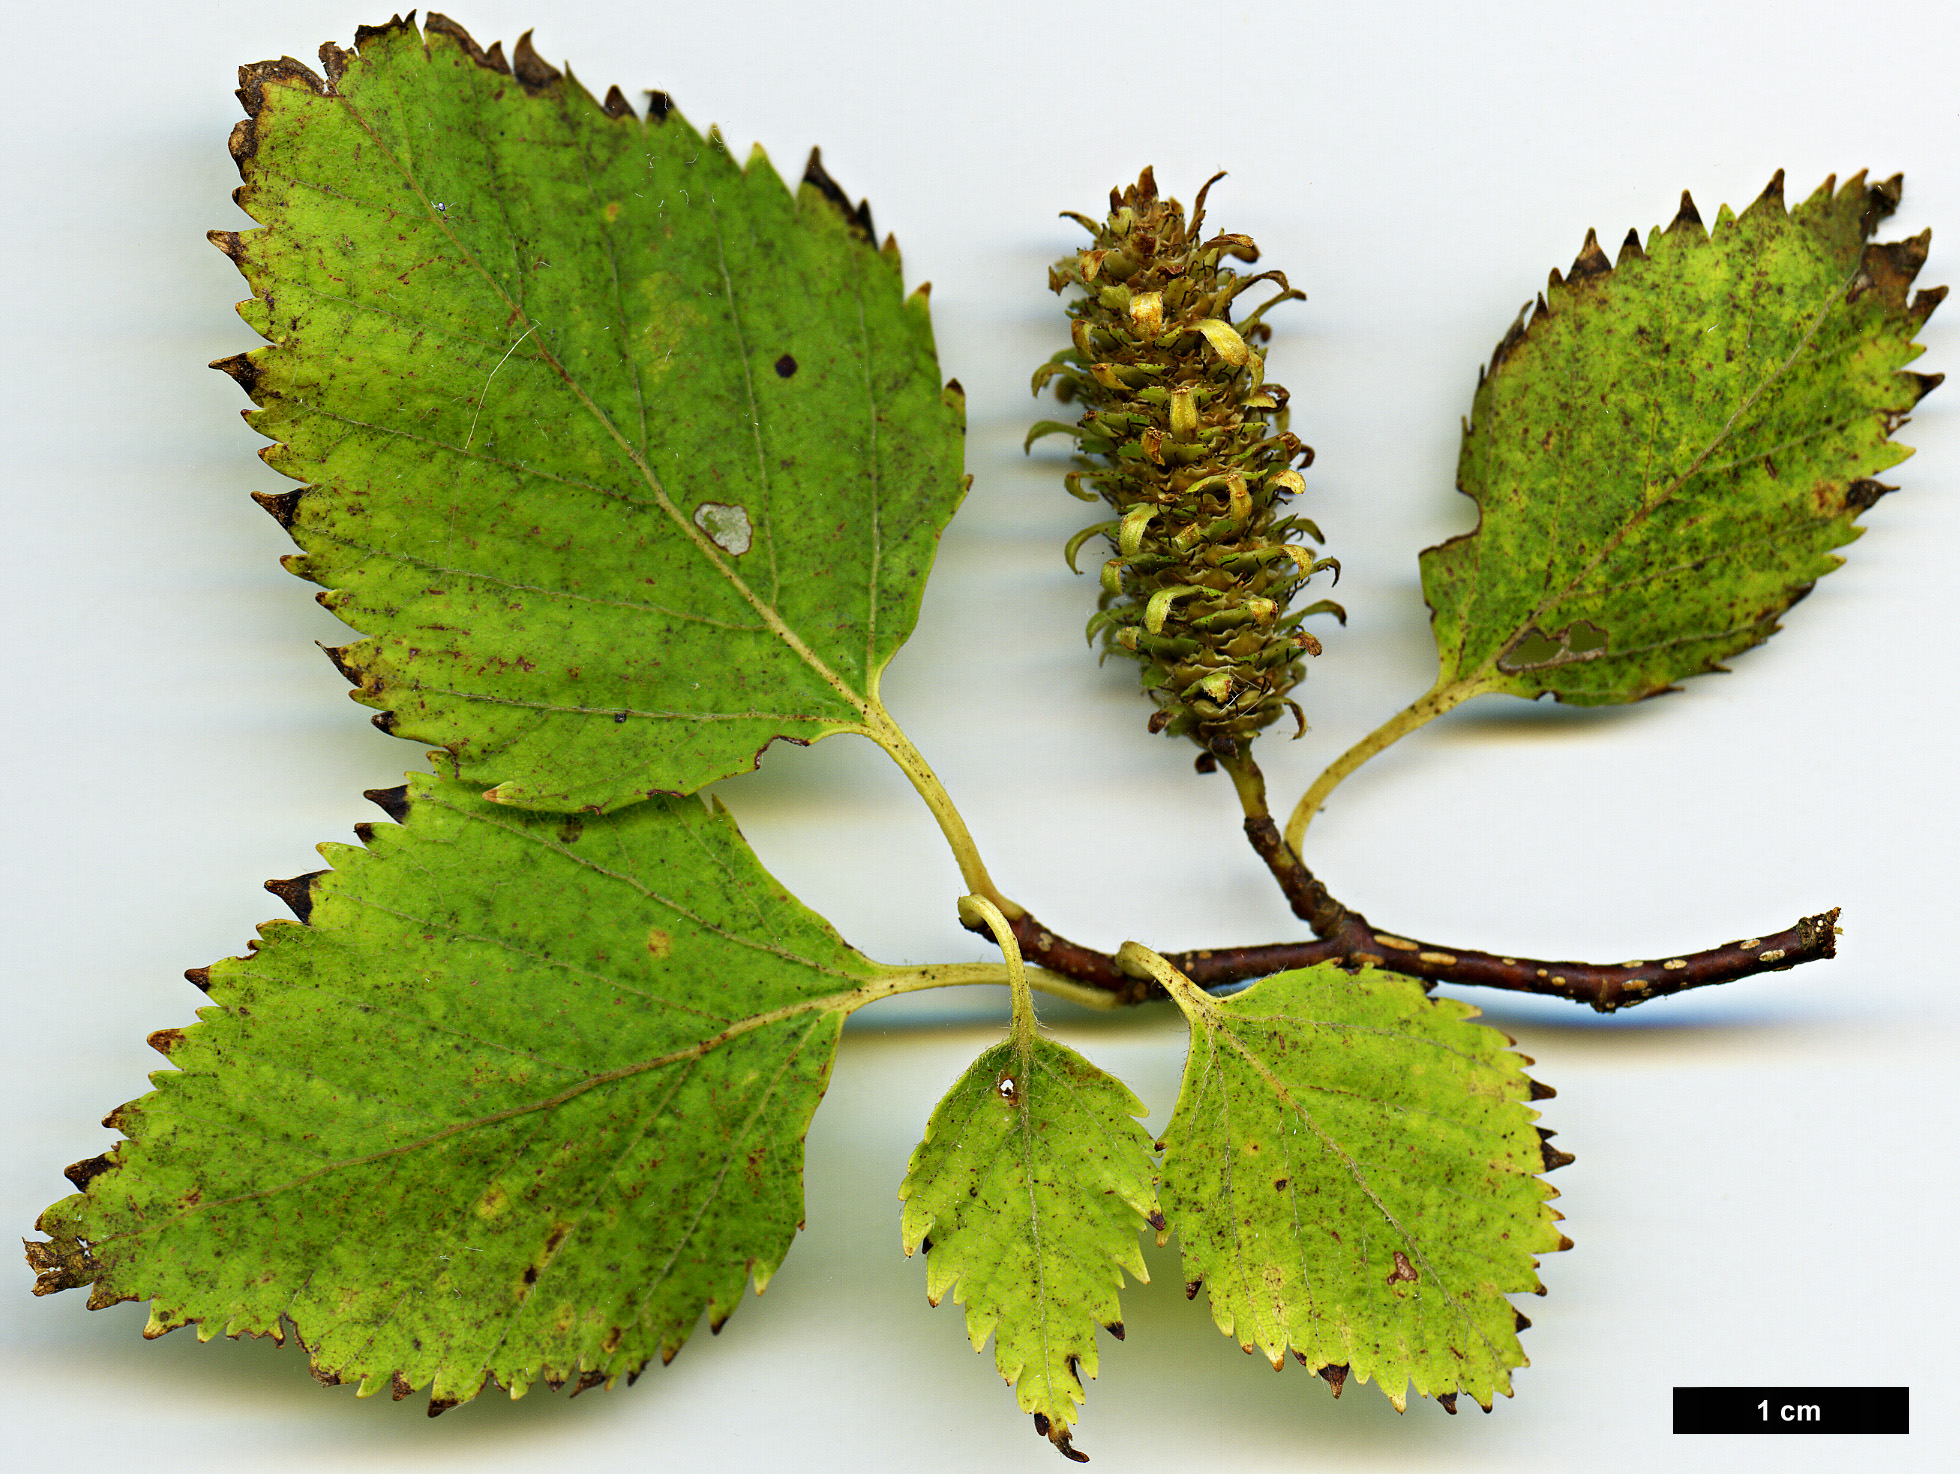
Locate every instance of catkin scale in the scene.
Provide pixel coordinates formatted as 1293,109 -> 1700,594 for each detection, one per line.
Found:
1032,169 -> 1341,758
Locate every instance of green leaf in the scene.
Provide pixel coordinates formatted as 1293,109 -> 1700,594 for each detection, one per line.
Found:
900,1034 -> 1161,1460
26,769 -> 905,1408
1423,171 -> 1942,706
218,17 -> 967,811
1155,963 -> 1566,1412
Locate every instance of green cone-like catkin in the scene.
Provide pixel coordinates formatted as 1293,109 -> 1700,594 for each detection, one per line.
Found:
1032,169 -> 1341,761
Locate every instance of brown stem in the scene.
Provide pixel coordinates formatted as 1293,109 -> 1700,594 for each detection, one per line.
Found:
1242,813 -> 1349,936
1220,748 -> 1348,935
970,906 -> 1841,1013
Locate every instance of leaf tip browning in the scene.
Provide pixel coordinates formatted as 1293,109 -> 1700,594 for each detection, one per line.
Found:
510,30 -> 563,92
1535,1126 -> 1576,1172
423,12 -> 507,74
264,870 -> 327,923
801,146 -> 877,244
1567,227 -> 1611,284
1666,188 -> 1705,239
1746,167 -> 1787,219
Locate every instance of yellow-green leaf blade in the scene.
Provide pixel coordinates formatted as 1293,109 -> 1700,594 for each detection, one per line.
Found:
1158,965 -> 1565,1411
1424,173 -> 1942,705
900,1036 -> 1161,1458
27,770 -> 880,1407
223,19 -> 967,811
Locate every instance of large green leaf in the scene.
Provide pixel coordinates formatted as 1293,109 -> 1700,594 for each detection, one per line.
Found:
26,769 -> 913,1408
900,1035 -> 1161,1459
215,16 -> 967,811
1423,171 -> 1942,705
1152,961 -> 1566,1412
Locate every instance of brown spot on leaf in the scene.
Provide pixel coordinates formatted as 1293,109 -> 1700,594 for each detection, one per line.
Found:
601,85 -> 635,120
1617,227 -> 1647,266
1438,1392 -> 1459,1415
644,89 -> 673,122
426,1396 -> 459,1418
1319,1362 -> 1349,1398
1667,190 -> 1704,237
570,1369 -> 608,1396
147,1028 -> 188,1059
1387,1251 -> 1418,1285
185,966 -> 214,994
1515,1309 -> 1533,1333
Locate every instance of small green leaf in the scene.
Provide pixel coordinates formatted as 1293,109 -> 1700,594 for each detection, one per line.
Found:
900,1036 -> 1161,1459
1424,172 -> 1942,705
27,769 -> 889,1407
220,18 -> 967,811
1156,964 -> 1565,1412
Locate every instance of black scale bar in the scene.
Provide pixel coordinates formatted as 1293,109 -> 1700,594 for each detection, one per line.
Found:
1673,1386 -> 1909,1435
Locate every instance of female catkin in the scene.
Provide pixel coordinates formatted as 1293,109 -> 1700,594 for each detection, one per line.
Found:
1032,169 -> 1341,762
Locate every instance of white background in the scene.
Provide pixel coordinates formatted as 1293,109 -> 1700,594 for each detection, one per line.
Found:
3,2 -> 1955,1469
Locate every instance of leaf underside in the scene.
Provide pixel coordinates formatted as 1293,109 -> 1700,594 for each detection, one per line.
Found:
27,770 -> 881,1409
218,15 -> 967,811
900,1036 -> 1161,1457
1424,171 -> 1943,704
1158,965 -> 1566,1412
